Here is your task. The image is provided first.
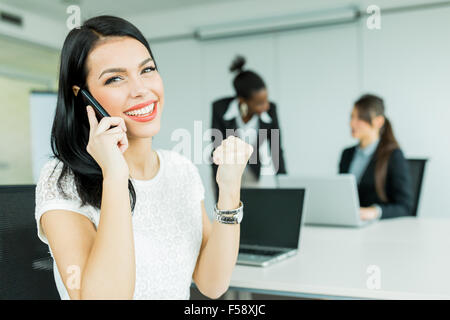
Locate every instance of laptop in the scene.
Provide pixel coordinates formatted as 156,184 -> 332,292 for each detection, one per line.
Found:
278,174 -> 373,227
237,188 -> 305,267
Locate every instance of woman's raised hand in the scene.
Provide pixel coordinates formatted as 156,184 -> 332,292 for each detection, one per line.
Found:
85,105 -> 129,179
213,135 -> 254,191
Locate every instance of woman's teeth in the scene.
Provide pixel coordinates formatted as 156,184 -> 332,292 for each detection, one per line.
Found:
125,103 -> 155,116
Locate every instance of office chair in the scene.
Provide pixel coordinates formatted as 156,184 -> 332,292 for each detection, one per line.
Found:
407,159 -> 428,217
0,185 -> 60,299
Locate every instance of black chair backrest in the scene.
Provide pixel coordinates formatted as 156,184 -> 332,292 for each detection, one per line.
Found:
0,185 -> 60,299
407,159 -> 427,217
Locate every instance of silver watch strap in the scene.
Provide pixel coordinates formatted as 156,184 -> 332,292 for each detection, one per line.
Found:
214,201 -> 244,224
214,201 -> 243,215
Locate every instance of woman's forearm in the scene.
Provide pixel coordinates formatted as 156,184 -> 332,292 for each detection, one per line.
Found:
195,187 -> 240,298
80,175 -> 135,299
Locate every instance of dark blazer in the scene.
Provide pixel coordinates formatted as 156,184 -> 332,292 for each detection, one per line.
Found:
211,97 -> 287,200
339,145 -> 414,219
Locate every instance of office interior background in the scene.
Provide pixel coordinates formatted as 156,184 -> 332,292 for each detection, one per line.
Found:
0,0 -> 449,300
1,0 -> 448,219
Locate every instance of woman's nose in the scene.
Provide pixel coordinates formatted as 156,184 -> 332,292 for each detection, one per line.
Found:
129,78 -> 148,97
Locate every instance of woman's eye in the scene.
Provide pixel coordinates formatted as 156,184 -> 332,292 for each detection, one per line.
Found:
142,66 -> 156,74
105,76 -> 122,85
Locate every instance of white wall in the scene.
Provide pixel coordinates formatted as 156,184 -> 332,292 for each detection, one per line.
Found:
148,3 -> 450,218
276,24 -> 360,176
30,92 -> 57,183
361,6 -> 450,217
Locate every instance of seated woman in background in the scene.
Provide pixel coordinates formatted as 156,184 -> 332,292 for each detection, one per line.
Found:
339,94 -> 414,220
210,56 -> 287,200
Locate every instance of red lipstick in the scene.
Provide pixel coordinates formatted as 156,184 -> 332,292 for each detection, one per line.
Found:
124,100 -> 157,113
124,101 -> 158,123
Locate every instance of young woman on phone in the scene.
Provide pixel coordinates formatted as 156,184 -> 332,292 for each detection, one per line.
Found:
34,16 -> 253,300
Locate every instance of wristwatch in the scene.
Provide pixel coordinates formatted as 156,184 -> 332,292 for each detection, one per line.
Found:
214,201 -> 244,224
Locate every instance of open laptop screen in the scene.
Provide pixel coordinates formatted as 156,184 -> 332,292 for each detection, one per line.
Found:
239,188 -> 305,249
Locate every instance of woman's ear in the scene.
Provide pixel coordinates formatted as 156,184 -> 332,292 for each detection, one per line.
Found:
72,85 -> 80,97
374,115 -> 385,130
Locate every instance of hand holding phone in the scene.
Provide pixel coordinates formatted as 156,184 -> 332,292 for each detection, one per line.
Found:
80,88 -> 129,178
79,88 -> 123,130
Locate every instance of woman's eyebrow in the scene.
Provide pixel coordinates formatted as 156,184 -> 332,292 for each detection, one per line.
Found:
139,57 -> 153,67
98,57 -> 153,79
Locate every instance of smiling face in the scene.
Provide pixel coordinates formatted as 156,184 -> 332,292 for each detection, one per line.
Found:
83,36 -> 164,138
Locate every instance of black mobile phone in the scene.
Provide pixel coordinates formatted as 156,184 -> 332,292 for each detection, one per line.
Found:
80,88 -> 111,119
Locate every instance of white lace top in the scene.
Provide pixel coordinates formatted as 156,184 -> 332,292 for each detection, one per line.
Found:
34,149 -> 204,300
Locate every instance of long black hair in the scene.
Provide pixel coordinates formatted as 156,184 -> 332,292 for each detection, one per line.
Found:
229,55 -> 265,100
354,94 -> 399,202
49,15 -> 158,212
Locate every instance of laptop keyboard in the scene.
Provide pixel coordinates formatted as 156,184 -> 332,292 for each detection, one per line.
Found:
239,248 -> 282,256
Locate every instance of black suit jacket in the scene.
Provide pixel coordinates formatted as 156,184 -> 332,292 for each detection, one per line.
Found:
339,146 -> 414,219
211,97 -> 287,200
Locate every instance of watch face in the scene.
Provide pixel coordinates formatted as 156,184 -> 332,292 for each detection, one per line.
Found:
218,216 -> 237,224
216,215 -> 241,224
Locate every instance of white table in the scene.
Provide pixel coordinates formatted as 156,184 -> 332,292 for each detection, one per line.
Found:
229,217 -> 450,299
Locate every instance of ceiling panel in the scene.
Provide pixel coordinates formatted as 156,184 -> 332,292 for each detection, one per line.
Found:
0,0 -> 241,22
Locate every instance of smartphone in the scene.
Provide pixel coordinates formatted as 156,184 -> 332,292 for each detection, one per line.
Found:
80,88 -> 111,119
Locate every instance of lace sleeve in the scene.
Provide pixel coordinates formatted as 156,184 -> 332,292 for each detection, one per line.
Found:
34,158 -> 95,245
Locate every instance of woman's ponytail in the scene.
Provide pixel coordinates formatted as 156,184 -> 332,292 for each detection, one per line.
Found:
354,94 -> 399,202
374,117 -> 399,202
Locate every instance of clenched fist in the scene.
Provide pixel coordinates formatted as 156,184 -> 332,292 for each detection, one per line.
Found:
212,135 -> 254,191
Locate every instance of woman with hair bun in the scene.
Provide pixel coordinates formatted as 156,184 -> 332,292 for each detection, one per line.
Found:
210,55 -> 287,199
